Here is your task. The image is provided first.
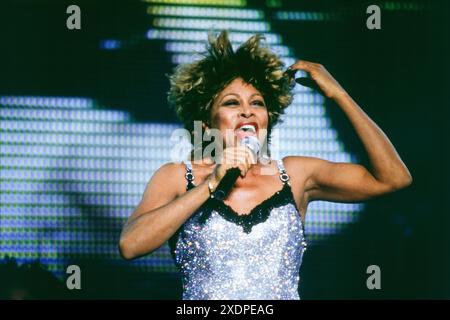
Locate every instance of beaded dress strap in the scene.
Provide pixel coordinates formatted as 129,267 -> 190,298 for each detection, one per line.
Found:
276,159 -> 291,185
184,160 -> 195,190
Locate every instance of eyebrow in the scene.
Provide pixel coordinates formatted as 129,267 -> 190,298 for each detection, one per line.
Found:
219,93 -> 264,103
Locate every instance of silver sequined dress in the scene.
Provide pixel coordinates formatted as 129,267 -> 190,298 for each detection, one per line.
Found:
169,159 -> 307,300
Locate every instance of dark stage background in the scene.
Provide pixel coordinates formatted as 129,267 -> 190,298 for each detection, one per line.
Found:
0,0 -> 449,299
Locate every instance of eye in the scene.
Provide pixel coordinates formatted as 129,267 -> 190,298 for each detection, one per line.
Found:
251,100 -> 266,107
222,99 -> 239,106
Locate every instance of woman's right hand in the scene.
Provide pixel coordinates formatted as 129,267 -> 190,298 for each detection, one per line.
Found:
208,145 -> 257,187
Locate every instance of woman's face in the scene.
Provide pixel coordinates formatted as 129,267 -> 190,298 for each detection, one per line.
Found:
209,77 -> 269,150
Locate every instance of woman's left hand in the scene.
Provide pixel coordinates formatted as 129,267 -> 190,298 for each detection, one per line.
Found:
288,60 -> 347,100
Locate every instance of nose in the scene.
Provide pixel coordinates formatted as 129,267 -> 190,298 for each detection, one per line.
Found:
239,102 -> 254,118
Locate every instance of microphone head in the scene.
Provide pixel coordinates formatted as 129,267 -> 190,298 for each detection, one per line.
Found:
241,136 -> 260,158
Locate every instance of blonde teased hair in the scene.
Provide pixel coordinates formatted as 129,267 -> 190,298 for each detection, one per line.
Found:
167,30 -> 293,151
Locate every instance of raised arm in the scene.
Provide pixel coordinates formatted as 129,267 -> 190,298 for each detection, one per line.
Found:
287,60 -> 412,203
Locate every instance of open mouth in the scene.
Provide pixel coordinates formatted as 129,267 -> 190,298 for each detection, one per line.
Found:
234,122 -> 258,139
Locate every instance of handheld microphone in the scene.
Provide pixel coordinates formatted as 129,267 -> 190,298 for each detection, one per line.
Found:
212,136 -> 260,201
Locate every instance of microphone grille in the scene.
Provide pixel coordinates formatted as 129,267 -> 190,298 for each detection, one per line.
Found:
241,136 -> 260,156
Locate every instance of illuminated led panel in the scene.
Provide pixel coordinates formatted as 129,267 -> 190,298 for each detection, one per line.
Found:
148,6 -> 263,19
1,2 -> 364,277
0,99 -> 185,275
153,17 -> 270,32
147,29 -> 282,44
164,41 -> 291,56
0,96 -> 93,108
382,1 -> 422,11
274,11 -> 337,21
142,0 -> 246,6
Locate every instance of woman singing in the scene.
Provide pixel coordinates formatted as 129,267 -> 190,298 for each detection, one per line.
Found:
119,31 -> 412,300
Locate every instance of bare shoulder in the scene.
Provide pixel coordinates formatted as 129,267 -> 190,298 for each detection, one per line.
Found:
132,161 -> 186,216
155,161 -> 186,176
282,155 -> 326,175
151,162 -> 186,195
282,155 -> 328,190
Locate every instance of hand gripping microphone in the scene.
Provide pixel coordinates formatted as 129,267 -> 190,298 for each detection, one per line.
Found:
212,136 -> 260,201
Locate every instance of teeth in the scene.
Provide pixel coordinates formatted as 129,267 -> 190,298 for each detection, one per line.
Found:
238,124 -> 256,133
